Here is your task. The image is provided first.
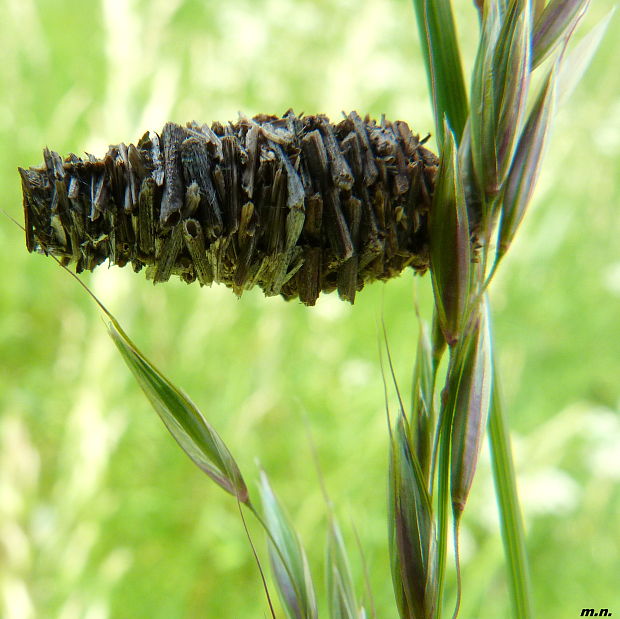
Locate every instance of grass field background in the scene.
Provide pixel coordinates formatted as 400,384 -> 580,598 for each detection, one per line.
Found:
1,0 -> 619,617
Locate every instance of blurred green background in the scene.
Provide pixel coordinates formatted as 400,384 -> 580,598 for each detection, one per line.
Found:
1,0 -> 618,617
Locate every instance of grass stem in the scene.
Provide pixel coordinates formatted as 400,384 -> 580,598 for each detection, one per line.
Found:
488,360 -> 534,619
434,367 -> 455,619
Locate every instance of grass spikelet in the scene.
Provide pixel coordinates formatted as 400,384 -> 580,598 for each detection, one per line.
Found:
446,300 -> 492,618
107,320 -> 249,504
493,0 -> 532,182
470,0 -> 534,206
470,1 -> 501,199
448,300 -> 492,519
556,8 -> 615,106
497,67 -> 556,261
410,321 -> 435,486
326,516 -> 359,619
259,472 -> 318,619
532,0 -> 591,68
383,329 -> 437,619
429,122 -> 471,347
388,415 -> 437,619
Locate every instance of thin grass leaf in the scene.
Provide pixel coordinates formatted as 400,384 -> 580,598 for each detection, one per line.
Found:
411,0 -> 469,147
497,67 -> 556,260
107,320 -> 249,503
532,0 -> 591,68
448,299 -> 493,519
556,8 -> 615,106
388,418 -> 437,619
259,472 -> 318,619
326,516 -> 359,619
410,321 -> 435,486
429,122 -> 471,347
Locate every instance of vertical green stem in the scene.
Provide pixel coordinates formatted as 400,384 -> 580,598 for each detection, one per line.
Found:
435,418 -> 451,619
488,361 -> 534,619
434,350 -> 457,619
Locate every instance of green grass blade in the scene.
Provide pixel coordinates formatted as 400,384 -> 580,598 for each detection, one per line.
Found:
107,320 -> 249,503
411,0 -> 469,147
259,472 -> 318,619
488,361 -> 534,619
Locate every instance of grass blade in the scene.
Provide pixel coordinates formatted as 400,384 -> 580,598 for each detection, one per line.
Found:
107,320 -> 249,503
411,0 -> 469,147
489,361 -> 534,619
259,472 -> 318,619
